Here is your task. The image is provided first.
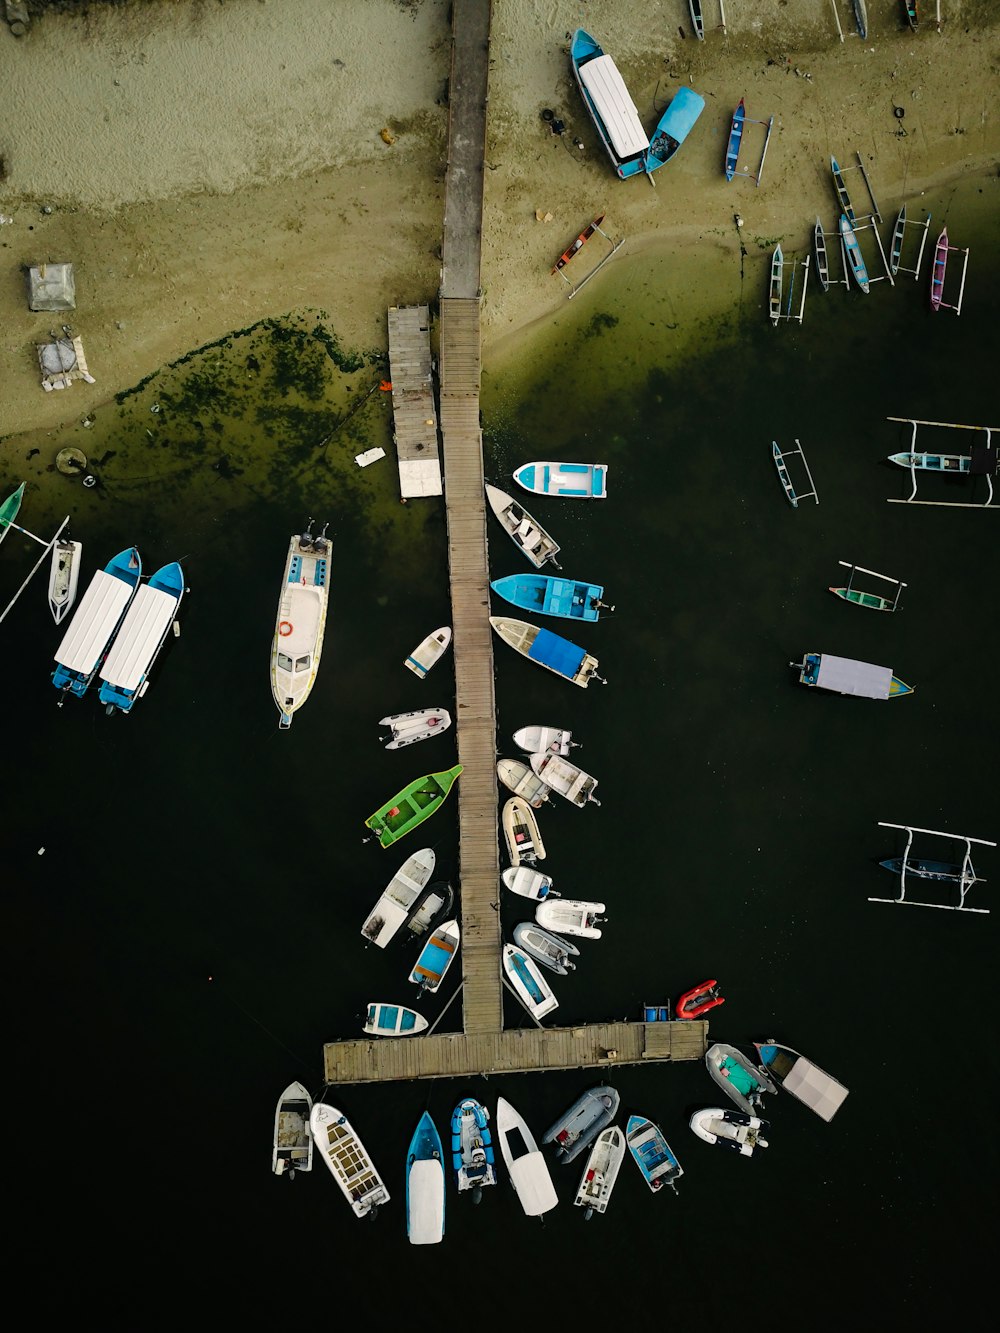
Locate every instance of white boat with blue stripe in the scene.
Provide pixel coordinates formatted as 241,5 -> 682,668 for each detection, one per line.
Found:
502,943 -> 559,1019
513,461 -> 608,499
363,1002 -> 428,1037
98,561 -> 185,715
271,520 -> 331,729
405,625 -> 452,679
52,546 -> 142,703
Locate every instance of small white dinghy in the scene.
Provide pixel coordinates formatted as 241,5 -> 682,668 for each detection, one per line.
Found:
513,725 -> 577,756
574,1124 -> 626,1219
497,758 -> 552,808
310,1103 -> 389,1218
495,1096 -> 559,1216
47,537 -> 82,625
513,921 -> 579,975
535,898 -> 606,939
379,708 -> 452,749
530,752 -> 600,808
689,1107 -> 769,1157
502,943 -> 560,1020
405,626 -> 452,679
363,1002 -> 429,1037
502,866 -> 558,900
272,1081 -> 313,1178
502,796 -> 546,866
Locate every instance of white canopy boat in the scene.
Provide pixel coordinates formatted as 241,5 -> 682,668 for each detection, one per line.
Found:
98,561 -> 185,715
47,537 -> 82,624
405,626 -> 452,679
512,921 -> 578,975
689,1107 -> 769,1157
502,944 -> 559,1020
497,758 -> 552,808
363,1002 -> 429,1037
535,898 -> 605,939
502,866 -> 558,900
360,847 -> 436,948
271,521 -> 331,729
52,546 -> 142,702
495,1096 -> 559,1216
310,1103 -> 389,1218
753,1040 -> 849,1122
379,707 -> 452,749
485,483 -> 561,569
502,796 -> 546,866
272,1081 -> 313,1178
513,724 -> 577,756
706,1042 -> 777,1113
574,1124 -> 625,1219
530,752 -> 600,808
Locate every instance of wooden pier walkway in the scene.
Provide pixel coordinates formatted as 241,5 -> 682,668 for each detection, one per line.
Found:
386,304 -> 442,498
323,0 -> 708,1085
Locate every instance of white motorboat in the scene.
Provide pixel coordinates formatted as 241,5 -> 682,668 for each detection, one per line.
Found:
574,1125 -> 626,1219
497,758 -> 552,808
530,752 -> 600,808
502,866 -> 557,900
47,537 -> 82,624
502,944 -> 559,1020
378,707 -> 452,749
405,626 -> 452,679
310,1103 -> 389,1218
271,520 -> 331,729
360,847 -> 436,948
502,796 -> 546,866
513,724 -> 577,756
363,1002 -> 429,1037
512,921 -> 578,975
535,898 -> 606,939
689,1107 -> 769,1157
272,1081 -> 313,1178
495,1096 -> 559,1216
485,483 -> 561,569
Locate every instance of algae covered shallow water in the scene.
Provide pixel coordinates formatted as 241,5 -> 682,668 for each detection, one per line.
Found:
3,180 -> 996,1317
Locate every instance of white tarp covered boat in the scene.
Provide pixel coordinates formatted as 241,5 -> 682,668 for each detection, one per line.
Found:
791,651 -> 913,699
495,1096 -> 559,1216
753,1041 -> 849,1122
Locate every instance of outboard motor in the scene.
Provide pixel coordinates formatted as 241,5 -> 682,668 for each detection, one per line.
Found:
299,517 -> 314,549
313,521 -> 330,554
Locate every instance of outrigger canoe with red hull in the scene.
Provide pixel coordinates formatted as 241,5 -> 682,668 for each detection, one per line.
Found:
553,214 -> 606,274
676,979 -> 725,1019
930,227 -> 948,311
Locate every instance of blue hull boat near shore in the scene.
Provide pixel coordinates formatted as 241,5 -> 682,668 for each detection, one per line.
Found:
52,546 -> 142,702
490,573 -> 611,623
98,561 -> 185,714
513,461 -> 607,499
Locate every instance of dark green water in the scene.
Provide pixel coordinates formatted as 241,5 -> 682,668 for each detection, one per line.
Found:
4,182 -> 996,1319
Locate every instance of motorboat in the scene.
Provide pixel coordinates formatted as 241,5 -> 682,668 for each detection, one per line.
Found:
408,918 -> 460,993
363,1002 -> 429,1037
626,1114 -> 683,1193
502,796 -> 546,866
574,1125 -> 625,1219
270,520 -> 331,729
513,724 -> 577,756
310,1103 -> 389,1218
690,1107 -> 769,1156
529,751 -> 600,808
379,708 -> 452,749
542,1086 -> 620,1164
535,898 -> 605,939
753,1040 -> 849,1121
502,944 -> 559,1020
512,921 -> 578,975
502,866 -> 557,900
406,1111 -> 445,1245
272,1081 -> 313,1178
495,1096 -> 558,1216
450,1098 -> 497,1201
497,758 -> 552,808
359,848 -> 436,948
405,626 -> 452,679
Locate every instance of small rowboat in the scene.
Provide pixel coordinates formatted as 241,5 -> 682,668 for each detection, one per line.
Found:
552,214 -> 606,274
502,945 -> 559,1020
272,1081 -> 313,1178
363,1001 -> 429,1036
929,227 -> 948,311
813,217 -> 830,292
724,99 -> 745,181
48,537 -> 83,624
502,865 -> 558,900
689,0 -> 705,39
405,626 -> 452,679
409,918 -> 460,992
497,757 -> 552,808
831,157 -> 856,225
769,245 -> 783,325
889,205 -> 906,277
676,979 -> 725,1019
490,616 -> 605,688
0,481 -> 26,547
627,1115 -> 684,1193
513,725 -> 577,756
839,214 -> 870,293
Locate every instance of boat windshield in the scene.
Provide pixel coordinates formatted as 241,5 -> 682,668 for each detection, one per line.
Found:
276,652 -> 293,671
294,654 -> 311,672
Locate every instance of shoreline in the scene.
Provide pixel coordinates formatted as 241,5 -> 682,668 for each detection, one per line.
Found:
2,1 -> 998,447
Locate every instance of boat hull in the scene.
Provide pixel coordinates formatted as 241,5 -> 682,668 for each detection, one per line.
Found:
491,573 -> 606,622
513,461 -> 608,500
405,626 -> 452,679
626,1114 -> 684,1192
490,616 -> 602,688
48,538 -> 82,624
503,796 -> 546,866
753,1041 -> 849,1121
451,1098 -> 497,1194
310,1103 -> 389,1217
574,1125 -> 625,1216
485,484 -> 561,568
535,898 -> 605,939
706,1042 -> 777,1112
502,944 -> 559,1019
512,922 -> 578,975
363,1002 -> 429,1036
365,765 -> 463,848
406,1112 -> 445,1245
273,1081 -> 313,1176
379,708 -> 452,749
409,918 -> 460,992
495,1097 -> 559,1215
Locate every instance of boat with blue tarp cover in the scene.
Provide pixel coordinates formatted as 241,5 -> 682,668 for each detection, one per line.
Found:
513,461 -> 608,500
491,572 -> 611,622
98,561 -> 185,715
627,1114 -> 684,1193
451,1098 -> 497,1200
490,616 -> 605,688
52,546 -> 142,702
406,1111 -> 445,1245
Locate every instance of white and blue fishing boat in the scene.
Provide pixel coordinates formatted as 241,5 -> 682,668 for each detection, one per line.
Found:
310,1102 -> 389,1218
690,1107 -> 769,1157
490,617 -> 605,688
840,214 -> 870,293
513,461 -> 608,500
363,1002 -> 429,1037
52,547 -> 142,703
485,484 -> 561,569
543,1086 -> 620,1164
451,1097 -> 497,1200
502,866 -> 557,901
888,451 -> 970,475
706,1042 -> 778,1113
791,652 -> 914,699
404,626 -> 452,679
574,1124 -> 625,1219
491,573 -> 611,623
406,1111 -> 445,1245
627,1114 -> 684,1193
409,918 -> 460,993
502,944 -> 559,1020
360,848 -> 437,949
98,561 -> 185,715
271,520 -> 331,729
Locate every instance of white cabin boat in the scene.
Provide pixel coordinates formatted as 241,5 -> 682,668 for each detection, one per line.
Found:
360,848 -> 436,948
379,708 -> 452,749
502,944 -> 559,1019
497,758 -> 552,808
513,724 -> 576,756
271,522 -> 331,729
47,538 -> 82,624
502,866 -> 557,900
272,1081 -> 313,1178
310,1103 -> 389,1218
495,1096 -> 559,1216
530,752 -> 600,808
535,898 -> 606,939
502,796 -> 546,866
98,561 -> 185,715
405,626 -> 452,679
574,1125 -> 625,1218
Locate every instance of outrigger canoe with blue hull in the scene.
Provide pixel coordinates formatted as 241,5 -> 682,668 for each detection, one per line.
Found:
0,482 -> 26,546
491,573 -> 610,623
52,547 -> 142,702
514,461 -> 607,500
98,562 -> 184,714
490,617 -> 605,688
406,1111 -> 445,1245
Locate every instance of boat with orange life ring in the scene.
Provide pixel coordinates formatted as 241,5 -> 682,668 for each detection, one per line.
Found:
676,979 -> 725,1019
270,518 -> 332,729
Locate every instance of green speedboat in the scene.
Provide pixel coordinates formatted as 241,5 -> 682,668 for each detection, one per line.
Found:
365,764 -> 463,849
0,481 -> 26,546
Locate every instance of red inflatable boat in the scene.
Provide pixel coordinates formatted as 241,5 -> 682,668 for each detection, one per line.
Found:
676,979 -> 725,1019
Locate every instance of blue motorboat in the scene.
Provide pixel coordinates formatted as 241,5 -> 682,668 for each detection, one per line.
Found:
406,1111 -> 445,1245
644,85 -> 705,173
490,573 -> 611,623
840,214 -> 870,293
52,547 -> 142,702
98,561 -> 185,714
450,1098 -> 497,1201
725,98 -> 745,181
490,616 -> 606,688
626,1114 -> 684,1193
513,461 -> 607,500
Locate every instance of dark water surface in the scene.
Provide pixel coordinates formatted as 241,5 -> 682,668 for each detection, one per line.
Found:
4,181 -> 996,1319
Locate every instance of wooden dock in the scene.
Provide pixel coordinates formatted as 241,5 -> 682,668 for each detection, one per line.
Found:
386,304 -> 442,498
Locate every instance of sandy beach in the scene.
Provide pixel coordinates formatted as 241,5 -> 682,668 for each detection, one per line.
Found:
1,0 -> 997,445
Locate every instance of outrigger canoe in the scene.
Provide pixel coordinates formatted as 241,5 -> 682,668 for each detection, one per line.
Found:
552,214 -> 606,274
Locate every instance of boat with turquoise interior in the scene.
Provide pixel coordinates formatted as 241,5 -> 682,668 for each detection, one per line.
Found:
98,561 -> 185,715
490,572 -> 611,623
364,765 -> 463,848
889,451 -> 970,474
409,919 -> 460,993
451,1097 -> 497,1200
626,1114 -> 684,1193
52,547 -> 142,703
490,617 -> 605,688
705,1042 -> 778,1114
502,944 -> 559,1020
840,214 -> 870,294
513,461 -> 607,500
0,481 -> 26,546
363,1002 -> 429,1037
406,1111 -> 445,1245
791,652 -> 913,699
